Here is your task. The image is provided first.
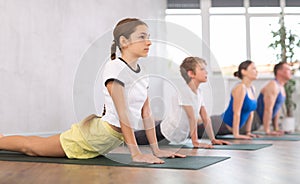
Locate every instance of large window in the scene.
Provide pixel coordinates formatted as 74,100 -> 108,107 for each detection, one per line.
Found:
165,0 -> 300,75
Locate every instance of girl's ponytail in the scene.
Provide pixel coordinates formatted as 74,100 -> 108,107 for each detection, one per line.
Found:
111,40 -> 117,60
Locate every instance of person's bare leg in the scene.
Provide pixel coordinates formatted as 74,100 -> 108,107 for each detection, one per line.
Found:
0,134 -> 66,157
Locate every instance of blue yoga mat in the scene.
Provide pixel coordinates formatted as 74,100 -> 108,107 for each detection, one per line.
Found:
0,151 -> 230,170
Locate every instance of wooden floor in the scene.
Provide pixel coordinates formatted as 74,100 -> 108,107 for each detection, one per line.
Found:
0,137 -> 300,184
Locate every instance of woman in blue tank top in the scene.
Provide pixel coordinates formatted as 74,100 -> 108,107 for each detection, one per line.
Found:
215,60 -> 260,139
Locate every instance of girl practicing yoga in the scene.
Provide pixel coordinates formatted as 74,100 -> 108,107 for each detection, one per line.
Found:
0,18 -> 185,163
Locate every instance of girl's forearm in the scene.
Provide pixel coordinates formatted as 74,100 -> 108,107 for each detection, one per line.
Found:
203,119 -> 215,140
120,122 -> 141,157
143,116 -> 160,153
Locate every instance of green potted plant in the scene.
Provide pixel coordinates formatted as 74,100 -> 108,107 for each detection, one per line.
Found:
269,12 -> 300,131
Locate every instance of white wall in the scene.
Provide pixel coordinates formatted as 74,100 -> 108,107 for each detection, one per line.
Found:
0,0 -> 166,135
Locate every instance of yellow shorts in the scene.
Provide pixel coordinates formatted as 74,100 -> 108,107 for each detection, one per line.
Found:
60,116 -> 124,159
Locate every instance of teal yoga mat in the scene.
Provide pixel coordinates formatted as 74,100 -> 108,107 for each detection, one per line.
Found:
286,132 -> 300,136
0,151 -> 230,170
180,143 -> 272,150
216,134 -> 300,141
253,131 -> 300,136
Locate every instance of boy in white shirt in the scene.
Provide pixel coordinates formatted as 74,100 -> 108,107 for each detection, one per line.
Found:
135,57 -> 229,147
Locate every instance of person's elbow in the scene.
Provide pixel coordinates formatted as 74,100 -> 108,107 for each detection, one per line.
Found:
264,108 -> 273,115
141,108 -> 151,119
201,117 -> 211,125
187,115 -> 197,124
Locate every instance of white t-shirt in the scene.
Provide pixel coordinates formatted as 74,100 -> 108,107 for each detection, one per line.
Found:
101,58 -> 149,130
160,78 -> 205,143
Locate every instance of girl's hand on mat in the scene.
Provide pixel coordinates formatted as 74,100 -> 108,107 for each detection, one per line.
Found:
154,150 -> 186,158
211,139 -> 231,145
277,130 -> 285,135
234,134 -> 252,140
193,142 -> 213,149
246,133 -> 260,138
266,131 -> 284,136
132,153 -> 165,164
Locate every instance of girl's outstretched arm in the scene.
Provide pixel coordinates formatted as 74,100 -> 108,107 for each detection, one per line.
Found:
143,97 -> 186,158
106,81 -> 164,164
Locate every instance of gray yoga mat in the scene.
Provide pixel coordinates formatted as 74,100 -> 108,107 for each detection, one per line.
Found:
216,134 -> 300,141
180,143 -> 272,150
0,151 -> 230,170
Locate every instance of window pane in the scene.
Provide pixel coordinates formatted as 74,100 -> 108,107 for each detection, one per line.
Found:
209,7 -> 245,14
211,0 -> 244,7
165,15 -> 202,36
285,15 -> 300,62
166,9 -> 201,14
249,0 -> 280,7
286,0 -> 300,7
167,0 -> 200,9
285,7 -> 300,13
210,15 -> 246,68
250,17 -> 278,68
250,15 -> 300,69
165,14 -> 202,64
248,7 -> 281,13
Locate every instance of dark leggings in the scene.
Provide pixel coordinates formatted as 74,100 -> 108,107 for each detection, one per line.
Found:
134,121 -> 170,145
136,117 -> 232,144
197,114 -> 261,138
197,115 -> 232,138
136,114 -> 261,144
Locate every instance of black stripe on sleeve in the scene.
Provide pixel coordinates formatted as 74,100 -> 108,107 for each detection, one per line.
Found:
104,78 -> 125,87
